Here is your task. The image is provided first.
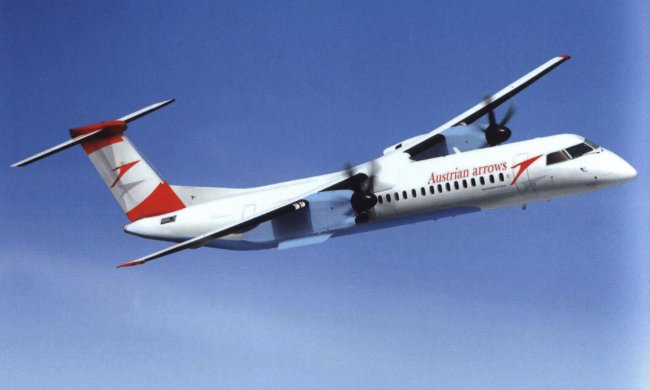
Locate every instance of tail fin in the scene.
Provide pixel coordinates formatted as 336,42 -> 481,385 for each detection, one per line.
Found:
11,99 -> 185,222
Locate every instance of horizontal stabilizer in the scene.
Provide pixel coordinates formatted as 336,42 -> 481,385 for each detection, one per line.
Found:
11,99 -> 175,167
118,98 -> 175,123
11,129 -> 103,167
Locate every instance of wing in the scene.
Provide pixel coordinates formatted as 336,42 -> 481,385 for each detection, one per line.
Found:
385,55 -> 571,157
117,172 -> 348,268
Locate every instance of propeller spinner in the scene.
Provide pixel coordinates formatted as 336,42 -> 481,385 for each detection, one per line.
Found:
482,96 -> 515,146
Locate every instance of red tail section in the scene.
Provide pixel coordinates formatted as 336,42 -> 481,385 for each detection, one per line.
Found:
12,99 -> 185,222
125,182 -> 186,222
72,121 -> 185,221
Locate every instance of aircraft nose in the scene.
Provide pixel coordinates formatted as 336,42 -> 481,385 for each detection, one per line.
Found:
617,159 -> 637,182
610,153 -> 637,183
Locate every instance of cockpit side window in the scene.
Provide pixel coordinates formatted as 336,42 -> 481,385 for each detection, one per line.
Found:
547,150 -> 570,165
584,139 -> 600,149
565,142 -> 594,159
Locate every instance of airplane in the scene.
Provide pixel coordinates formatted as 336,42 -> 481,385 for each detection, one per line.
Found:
11,55 -> 637,268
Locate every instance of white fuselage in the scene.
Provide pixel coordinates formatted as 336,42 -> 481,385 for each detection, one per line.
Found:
124,133 -> 636,249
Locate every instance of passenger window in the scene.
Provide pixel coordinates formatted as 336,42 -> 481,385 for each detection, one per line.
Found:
378,195 -> 383,204
421,187 -> 426,196
480,177 -> 485,185
462,179 -> 467,188
471,178 -> 476,187
403,191 -> 408,199
499,173 -> 504,182
438,184 -> 443,193
395,192 -> 399,201
547,150 -> 570,165
445,183 -> 451,192
386,194 -> 391,202
412,189 -> 417,198
566,143 -> 594,159
429,185 -> 435,195
454,181 -> 459,190
489,175 -> 495,184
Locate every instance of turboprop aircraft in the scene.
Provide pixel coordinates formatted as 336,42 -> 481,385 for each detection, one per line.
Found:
11,55 -> 637,268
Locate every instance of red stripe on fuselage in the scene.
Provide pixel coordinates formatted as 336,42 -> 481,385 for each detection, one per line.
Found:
125,182 -> 186,222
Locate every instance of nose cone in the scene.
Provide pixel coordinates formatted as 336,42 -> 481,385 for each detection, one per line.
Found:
615,156 -> 637,183
591,151 -> 637,189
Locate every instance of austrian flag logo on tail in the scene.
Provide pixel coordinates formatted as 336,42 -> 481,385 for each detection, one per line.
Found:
510,155 -> 542,185
110,160 -> 140,188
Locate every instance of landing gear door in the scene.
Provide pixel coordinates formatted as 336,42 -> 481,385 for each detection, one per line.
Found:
511,153 -> 536,197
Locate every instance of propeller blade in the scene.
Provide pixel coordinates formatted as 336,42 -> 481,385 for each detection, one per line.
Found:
500,105 -> 515,126
480,96 -> 514,146
488,110 -> 496,126
343,162 -> 363,193
366,160 -> 377,193
343,162 -> 354,178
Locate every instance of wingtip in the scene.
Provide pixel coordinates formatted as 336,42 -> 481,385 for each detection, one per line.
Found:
559,54 -> 571,60
116,260 -> 144,269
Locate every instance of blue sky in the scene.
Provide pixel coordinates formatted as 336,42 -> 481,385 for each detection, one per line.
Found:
2,1 -> 649,389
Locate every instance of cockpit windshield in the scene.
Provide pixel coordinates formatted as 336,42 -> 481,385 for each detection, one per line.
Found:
546,140 -> 598,166
565,143 -> 593,159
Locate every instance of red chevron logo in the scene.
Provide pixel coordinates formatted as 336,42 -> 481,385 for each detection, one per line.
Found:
110,160 -> 140,188
510,155 -> 542,185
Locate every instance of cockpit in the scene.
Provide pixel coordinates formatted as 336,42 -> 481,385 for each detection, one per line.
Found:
546,139 -> 600,165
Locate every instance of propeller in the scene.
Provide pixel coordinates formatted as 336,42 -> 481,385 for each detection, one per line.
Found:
482,96 -> 515,146
343,161 -> 378,224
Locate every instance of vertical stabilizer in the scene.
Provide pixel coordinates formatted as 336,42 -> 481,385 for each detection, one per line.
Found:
74,127 -> 185,221
12,99 -> 185,222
